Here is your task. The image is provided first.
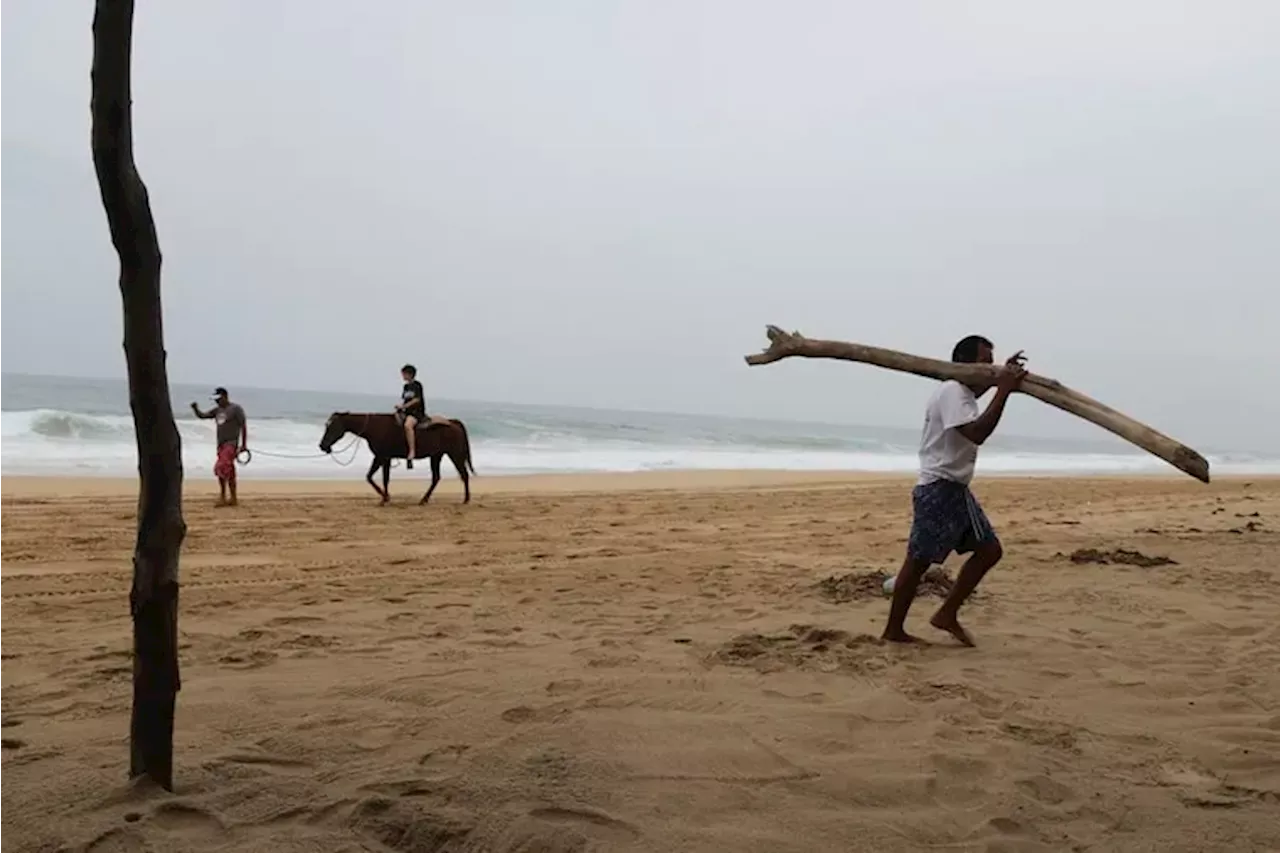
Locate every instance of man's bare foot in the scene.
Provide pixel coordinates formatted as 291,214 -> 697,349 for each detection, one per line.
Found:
929,613 -> 975,647
215,499 -> 229,508
881,629 -> 921,644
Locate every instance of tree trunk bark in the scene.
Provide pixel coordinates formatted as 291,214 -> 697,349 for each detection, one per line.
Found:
91,0 -> 187,791
745,325 -> 1210,483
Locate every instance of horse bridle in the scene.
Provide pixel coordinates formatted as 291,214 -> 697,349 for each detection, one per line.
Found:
323,412 -> 372,452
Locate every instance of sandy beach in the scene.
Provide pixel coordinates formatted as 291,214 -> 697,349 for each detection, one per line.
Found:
2,472 -> 1278,852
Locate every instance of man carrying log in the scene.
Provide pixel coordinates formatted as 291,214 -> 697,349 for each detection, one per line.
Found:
882,335 -> 1026,646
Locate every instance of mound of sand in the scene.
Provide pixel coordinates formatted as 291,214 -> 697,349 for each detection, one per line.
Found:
815,568 -> 954,603
711,624 -> 889,675
1066,547 -> 1177,567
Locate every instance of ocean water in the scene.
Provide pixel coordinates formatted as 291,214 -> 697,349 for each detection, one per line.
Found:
2,373 -> 1275,480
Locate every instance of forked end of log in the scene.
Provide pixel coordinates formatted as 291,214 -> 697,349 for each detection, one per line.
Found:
744,325 -> 805,366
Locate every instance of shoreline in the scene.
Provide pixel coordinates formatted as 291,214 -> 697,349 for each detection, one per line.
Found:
2,470 -> 902,499
3,468 -> 1270,500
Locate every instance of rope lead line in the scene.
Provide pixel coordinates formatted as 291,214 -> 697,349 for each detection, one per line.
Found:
235,437 -> 362,467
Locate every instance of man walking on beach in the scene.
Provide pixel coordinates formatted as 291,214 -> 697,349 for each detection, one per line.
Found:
882,336 -> 1026,647
192,387 -> 248,507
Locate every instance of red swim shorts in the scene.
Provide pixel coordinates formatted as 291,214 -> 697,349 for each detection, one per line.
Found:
214,442 -> 238,481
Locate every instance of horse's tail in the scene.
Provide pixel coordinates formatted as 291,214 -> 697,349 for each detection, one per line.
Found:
453,419 -> 476,475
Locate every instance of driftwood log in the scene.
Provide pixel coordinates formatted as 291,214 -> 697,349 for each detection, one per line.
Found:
92,0 -> 187,790
745,326 -> 1209,483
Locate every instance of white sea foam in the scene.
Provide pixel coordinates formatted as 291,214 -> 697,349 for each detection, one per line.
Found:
4,408 -> 1277,479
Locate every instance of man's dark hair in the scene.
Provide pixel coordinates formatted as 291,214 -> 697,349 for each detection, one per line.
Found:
951,336 -> 993,364
401,364 -> 417,378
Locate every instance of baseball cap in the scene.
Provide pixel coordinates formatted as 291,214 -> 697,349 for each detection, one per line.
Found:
211,387 -> 228,400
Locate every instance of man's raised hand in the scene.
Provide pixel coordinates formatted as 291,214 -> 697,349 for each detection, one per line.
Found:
998,351 -> 1028,393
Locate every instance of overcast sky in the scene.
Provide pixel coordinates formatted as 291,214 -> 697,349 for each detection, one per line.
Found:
3,1 -> 1278,450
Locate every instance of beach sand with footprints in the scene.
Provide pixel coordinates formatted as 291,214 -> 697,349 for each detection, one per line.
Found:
2,472 -> 1278,852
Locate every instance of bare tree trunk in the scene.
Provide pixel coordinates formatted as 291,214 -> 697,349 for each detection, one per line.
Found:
745,325 -> 1210,483
91,0 -> 186,791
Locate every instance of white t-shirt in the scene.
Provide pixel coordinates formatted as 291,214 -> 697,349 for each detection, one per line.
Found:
918,380 -> 981,485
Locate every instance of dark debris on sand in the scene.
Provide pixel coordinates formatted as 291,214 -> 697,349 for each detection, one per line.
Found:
1065,548 -> 1177,568
815,569 -> 954,603
1228,520 -> 1265,534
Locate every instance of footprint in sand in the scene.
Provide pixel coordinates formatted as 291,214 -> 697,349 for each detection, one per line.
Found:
1014,774 -> 1078,806
278,633 -> 337,650
527,806 -> 641,842
149,801 -> 227,837
711,624 -> 885,675
218,649 -> 279,669
928,751 -> 994,783
904,681 -> 1002,711
500,704 -> 569,724
218,750 -> 314,774
347,796 -> 473,851
84,648 -> 131,663
500,705 -> 538,723
1156,763 -> 1261,809
419,743 -> 470,766
84,826 -> 149,853
358,777 -> 444,798
269,614 -> 324,625
1000,720 -> 1080,753
545,679 -> 585,696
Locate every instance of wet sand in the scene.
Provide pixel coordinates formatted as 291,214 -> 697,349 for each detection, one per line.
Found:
2,472 -> 1278,852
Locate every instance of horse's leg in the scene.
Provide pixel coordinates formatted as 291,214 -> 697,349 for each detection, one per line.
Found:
448,449 -> 471,504
381,458 -> 392,504
448,448 -> 473,502
365,457 -> 385,502
419,455 -> 442,505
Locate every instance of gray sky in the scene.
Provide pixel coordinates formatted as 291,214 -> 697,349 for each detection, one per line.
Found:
3,1 -> 1278,450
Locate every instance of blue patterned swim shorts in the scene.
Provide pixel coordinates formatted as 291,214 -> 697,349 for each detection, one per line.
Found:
907,479 -> 999,565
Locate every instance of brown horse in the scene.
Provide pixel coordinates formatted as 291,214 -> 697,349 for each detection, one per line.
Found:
319,412 -> 474,505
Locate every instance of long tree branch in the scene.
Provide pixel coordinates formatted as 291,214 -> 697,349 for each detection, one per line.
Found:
745,325 -> 1210,483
